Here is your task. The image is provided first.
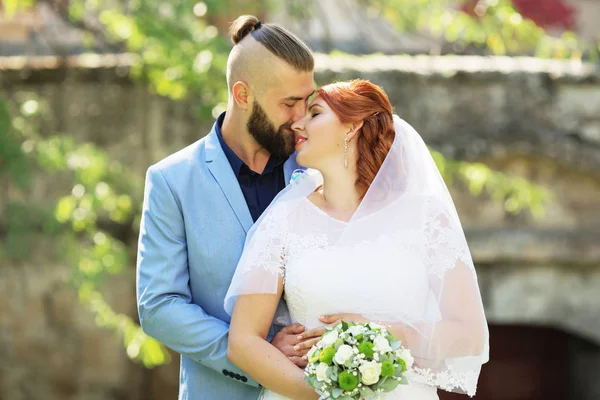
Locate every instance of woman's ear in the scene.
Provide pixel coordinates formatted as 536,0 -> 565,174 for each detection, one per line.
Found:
346,121 -> 364,142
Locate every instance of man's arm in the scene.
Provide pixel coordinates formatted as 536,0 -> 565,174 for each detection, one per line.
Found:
136,166 -> 258,387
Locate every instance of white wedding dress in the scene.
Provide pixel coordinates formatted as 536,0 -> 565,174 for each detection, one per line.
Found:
256,197 -> 442,400
226,116 -> 488,400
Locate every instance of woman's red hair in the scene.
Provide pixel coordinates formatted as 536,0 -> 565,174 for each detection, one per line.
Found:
317,79 -> 395,197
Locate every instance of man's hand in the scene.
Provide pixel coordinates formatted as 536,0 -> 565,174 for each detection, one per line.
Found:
271,322 -> 331,367
271,323 -> 308,367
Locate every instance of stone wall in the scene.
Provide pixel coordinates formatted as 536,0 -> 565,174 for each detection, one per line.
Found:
1,54 -> 600,399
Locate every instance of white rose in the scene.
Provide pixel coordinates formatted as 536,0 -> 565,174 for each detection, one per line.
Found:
397,348 -> 414,368
373,336 -> 392,353
334,345 -> 354,365
315,362 -> 329,382
359,361 -> 382,385
320,330 -> 339,347
347,325 -> 364,337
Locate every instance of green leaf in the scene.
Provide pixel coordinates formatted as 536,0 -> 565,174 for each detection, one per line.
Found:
359,386 -> 377,399
372,376 -> 387,390
394,365 -> 404,378
332,387 -> 343,398
379,377 -> 400,392
327,366 -> 338,382
330,366 -> 339,382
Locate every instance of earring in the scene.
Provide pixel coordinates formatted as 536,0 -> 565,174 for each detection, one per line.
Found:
344,136 -> 348,168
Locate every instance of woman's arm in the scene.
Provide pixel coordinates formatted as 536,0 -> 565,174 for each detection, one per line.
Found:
228,276 -> 319,400
401,258 -> 487,358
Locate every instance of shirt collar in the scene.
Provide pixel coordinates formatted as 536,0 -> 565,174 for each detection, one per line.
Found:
215,112 -> 288,176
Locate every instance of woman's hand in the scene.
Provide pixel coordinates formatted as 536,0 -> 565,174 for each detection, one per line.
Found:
320,313 -> 370,326
293,325 -> 330,356
293,313 -> 371,358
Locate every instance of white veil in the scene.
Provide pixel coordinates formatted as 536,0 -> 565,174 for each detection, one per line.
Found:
225,115 -> 489,396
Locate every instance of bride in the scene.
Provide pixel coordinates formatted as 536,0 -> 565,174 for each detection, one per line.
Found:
224,79 -> 489,399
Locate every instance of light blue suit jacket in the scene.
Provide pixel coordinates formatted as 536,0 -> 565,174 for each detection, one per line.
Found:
136,122 -> 303,400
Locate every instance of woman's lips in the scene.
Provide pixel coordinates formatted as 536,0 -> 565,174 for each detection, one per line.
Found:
295,136 -> 307,149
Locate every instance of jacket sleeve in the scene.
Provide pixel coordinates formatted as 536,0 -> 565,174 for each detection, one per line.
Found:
136,166 -> 259,387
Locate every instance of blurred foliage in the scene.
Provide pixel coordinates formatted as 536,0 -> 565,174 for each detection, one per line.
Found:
1,0 -> 36,18
431,149 -> 551,217
361,0 -> 599,60
0,95 -> 169,368
66,0 -> 244,117
0,99 -> 30,189
1,0 -> 556,369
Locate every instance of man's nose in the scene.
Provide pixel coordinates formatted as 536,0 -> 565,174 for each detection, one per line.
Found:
292,101 -> 307,121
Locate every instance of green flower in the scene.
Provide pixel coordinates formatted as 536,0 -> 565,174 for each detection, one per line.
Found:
319,347 -> 336,365
397,358 -> 407,372
381,361 -> 395,377
338,371 -> 359,391
358,341 -> 374,358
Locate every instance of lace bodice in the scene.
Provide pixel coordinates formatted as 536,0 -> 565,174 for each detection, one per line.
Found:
270,199 -> 429,331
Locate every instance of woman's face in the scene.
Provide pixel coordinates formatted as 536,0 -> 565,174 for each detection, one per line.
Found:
291,96 -> 350,169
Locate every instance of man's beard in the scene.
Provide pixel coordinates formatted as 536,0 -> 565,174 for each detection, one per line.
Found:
247,101 -> 295,158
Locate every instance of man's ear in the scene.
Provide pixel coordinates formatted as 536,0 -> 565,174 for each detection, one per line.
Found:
346,121 -> 364,142
232,81 -> 252,110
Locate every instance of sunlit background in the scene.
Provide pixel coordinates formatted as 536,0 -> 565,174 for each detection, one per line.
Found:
1,1 -> 600,399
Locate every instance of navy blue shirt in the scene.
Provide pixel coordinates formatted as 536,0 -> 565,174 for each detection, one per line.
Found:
215,112 -> 287,222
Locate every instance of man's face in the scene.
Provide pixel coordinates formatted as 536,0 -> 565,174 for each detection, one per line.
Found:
248,65 -> 314,158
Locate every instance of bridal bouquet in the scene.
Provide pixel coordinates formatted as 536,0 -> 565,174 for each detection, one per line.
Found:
305,321 -> 413,400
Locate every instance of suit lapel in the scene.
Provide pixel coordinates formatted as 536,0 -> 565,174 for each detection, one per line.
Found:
205,130 -> 254,233
205,122 -> 306,232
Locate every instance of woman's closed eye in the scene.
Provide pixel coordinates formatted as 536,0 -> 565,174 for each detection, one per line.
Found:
310,112 -> 320,118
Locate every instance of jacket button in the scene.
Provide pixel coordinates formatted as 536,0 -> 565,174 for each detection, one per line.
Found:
241,376 -> 248,383
235,374 -> 241,380
222,369 -> 229,376
228,371 -> 236,378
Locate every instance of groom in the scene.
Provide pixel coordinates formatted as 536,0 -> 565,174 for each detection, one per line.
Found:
136,15 -> 316,400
